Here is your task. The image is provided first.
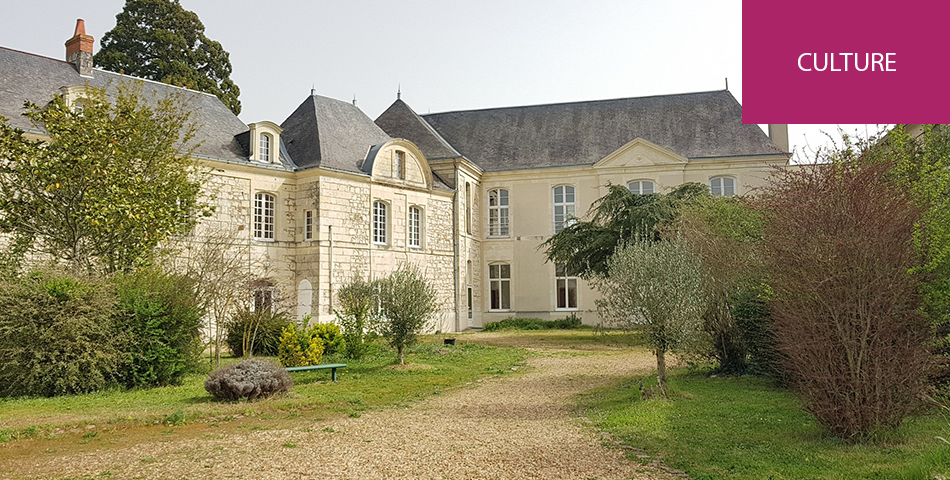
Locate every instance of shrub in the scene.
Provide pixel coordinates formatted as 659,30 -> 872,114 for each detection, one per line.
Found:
335,275 -> 379,360
760,161 -> 934,438
204,358 -> 292,401
277,323 -> 324,367
0,270 -> 122,397
730,286 -> 784,381
112,268 -> 204,388
224,307 -> 292,357
483,315 -> 584,331
308,321 -> 345,356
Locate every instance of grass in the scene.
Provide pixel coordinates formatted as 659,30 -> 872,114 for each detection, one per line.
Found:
482,315 -> 587,331
582,370 -> 950,480
0,338 -> 523,441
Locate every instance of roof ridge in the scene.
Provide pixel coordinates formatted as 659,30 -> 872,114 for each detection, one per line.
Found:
422,89 -> 731,117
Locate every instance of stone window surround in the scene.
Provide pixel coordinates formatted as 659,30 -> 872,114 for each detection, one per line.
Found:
709,176 -> 737,197
552,184 -> 576,234
627,179 -> 655,195
408,205 -> 423,249
372,199 -> 389,245
253,191 -> 276,241
488,262 -> 511,311
487,188 -> 510,238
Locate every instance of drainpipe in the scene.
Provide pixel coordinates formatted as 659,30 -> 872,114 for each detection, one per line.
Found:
452,159 -> 461,333
328,224 -> 334,316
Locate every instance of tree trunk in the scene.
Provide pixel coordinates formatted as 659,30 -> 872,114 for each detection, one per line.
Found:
397,345 -> 404,365
656,347 -> 668,395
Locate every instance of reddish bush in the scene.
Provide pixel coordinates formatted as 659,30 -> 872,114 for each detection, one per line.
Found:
759,161 -> 933,438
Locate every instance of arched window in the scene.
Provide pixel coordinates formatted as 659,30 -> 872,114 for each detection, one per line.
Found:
627,180 -> 655,195
408,206 -> 422,248
553,185 -> 576,234
487,188 -> 509,237
489,263 -> 511,310
260,133 -> 272,163
710,176 -> 736,197
372,200 -> 388,245
253,192 -> 275,241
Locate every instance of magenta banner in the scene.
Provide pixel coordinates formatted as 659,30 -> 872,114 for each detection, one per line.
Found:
742,0 -> 950,124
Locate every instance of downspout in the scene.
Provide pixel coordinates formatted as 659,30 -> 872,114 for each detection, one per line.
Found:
328,224 -> 334,315
452,158 -> 461,333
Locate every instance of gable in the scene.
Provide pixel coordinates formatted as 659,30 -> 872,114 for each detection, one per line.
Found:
362,139 -> 433,190
593,138 -> 687,169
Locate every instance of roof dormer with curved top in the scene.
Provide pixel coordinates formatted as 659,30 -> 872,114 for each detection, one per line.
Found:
362,138 -> 433,190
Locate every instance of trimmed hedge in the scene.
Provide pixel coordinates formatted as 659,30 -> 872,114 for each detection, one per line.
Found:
483,315 -> 584,332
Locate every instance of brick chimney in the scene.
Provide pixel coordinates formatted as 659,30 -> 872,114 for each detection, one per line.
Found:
65,19 -> 94,77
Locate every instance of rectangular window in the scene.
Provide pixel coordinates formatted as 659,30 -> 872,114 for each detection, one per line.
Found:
372,200 -> 388,245
254,192 -> 275,241
394,151 -> 405,180
304,210 -> 313,241
488,189 -> 509,237
465,182 -> 472,235
555,264 -> 578,310
254,287 -> 274,313
408,206 -> 422,248
553,185 -> 576,234
260,134 -> 271,163
489,263 -> 511,310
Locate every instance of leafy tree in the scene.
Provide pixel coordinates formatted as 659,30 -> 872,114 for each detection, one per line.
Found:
378,264 -> 439,364
95,0 -> 242,114
0,83 -> 211,273
673,196 -> 766,374
542,183 -> 708,279
594,238 -> 708,394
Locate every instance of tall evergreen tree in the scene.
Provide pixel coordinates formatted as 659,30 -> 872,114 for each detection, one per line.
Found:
95,0 -> 242,115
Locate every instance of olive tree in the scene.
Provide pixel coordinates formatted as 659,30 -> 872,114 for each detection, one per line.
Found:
377,263 -> 439,364
594,239 -> 707,393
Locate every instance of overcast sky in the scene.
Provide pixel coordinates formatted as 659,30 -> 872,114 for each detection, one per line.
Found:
0,1 -> 884,161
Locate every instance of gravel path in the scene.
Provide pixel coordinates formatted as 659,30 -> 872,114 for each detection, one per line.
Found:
14,342 -> 675,479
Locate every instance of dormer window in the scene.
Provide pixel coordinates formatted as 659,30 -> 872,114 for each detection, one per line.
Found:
260,134 -> 271,163
247,122 -> 283,164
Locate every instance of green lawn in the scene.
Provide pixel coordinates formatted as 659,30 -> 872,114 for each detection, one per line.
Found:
582,371 -> 950,480
0,339 -> 524,441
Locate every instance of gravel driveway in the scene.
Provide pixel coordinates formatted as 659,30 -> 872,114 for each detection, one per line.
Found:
13,336 -> 675,479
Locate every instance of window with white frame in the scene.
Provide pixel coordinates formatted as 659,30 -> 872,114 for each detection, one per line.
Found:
408,206 -> 422,248
709,176 -> 736,197
627,180 -> 655,195
553,185 -> 576,234
260,133 -> 272,163
372,200 -> 388,245
555,264 -> 578,310
304,210 -> 314,241
488,188 -> 509,237
489,263 -> 511,310
394,150 -> 406,180
253,192 -> 275,241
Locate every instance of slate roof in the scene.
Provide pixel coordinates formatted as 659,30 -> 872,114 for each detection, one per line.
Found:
419,90 -> 787,172
375,99 -> 460,160
0,46 -> 249,163
280,94 -> 393,173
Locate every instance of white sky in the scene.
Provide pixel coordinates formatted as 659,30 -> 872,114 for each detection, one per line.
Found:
0,1 -> 884,162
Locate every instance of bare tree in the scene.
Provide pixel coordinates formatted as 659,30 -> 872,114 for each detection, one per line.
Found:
161,220 -> 252,367
594,238 -> 707,394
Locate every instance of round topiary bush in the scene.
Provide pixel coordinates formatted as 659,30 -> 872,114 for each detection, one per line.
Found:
204,359 -> 292,401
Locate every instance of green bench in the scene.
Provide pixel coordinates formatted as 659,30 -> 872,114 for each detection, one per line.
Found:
284,363 -> 347,381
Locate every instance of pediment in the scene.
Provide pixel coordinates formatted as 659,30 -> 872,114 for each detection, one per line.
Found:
593,138 -> 687,168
